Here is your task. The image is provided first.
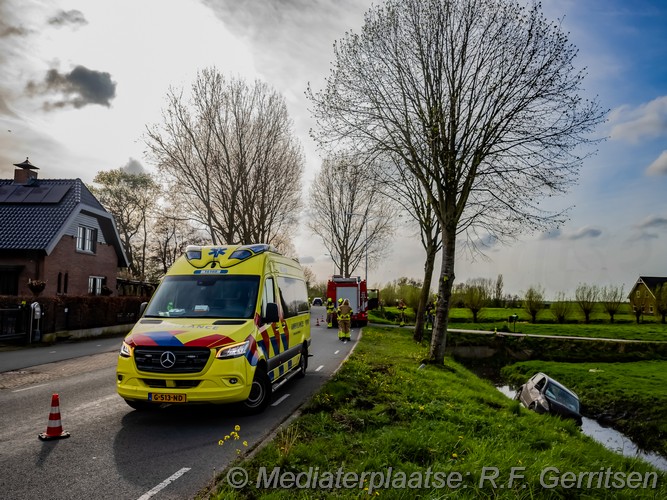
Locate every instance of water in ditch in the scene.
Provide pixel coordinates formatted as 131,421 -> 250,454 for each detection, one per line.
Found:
496,385 -> 667,472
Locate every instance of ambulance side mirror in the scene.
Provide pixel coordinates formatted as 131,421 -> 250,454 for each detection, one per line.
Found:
139,302 -> 148,317
264,303 -> 280,324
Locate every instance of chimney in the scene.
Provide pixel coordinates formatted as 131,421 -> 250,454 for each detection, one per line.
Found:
13,157 -> 39,185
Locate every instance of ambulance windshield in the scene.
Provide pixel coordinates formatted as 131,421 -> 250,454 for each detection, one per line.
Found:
144,275 -> 260,319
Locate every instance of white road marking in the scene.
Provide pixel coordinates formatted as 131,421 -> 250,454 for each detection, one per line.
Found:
271,394 -> 290,406
315,365 -> 324,372
334,350 -> 340,354
68,394 -> 119,415
137,467 -> 191,500
12,383 -> 49,393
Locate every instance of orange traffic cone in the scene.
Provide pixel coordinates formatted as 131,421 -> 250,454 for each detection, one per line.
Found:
39,393 -> 70,440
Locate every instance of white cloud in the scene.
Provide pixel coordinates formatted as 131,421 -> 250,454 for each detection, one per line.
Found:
646,150 -> 667,175
609,95 -> 667,143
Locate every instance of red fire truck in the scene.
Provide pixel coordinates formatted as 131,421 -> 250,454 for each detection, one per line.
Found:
326,275 -> 368,327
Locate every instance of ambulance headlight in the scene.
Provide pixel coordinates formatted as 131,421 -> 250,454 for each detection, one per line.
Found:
119,342 -> 133,358
216,340 -> 250,359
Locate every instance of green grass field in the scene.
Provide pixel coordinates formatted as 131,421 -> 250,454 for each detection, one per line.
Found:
205,327 -> 666,499
370,306 -> 667,341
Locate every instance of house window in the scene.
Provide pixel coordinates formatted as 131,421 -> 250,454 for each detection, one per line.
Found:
636,290 -> 640,298
649,306 -> 654,314
57,272 -> 69,294
88,276 -> 105,295
77,226 -> 97,253
0,267 -> 20,295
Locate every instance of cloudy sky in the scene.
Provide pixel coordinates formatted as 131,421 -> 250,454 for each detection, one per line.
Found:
1,0 -> 666,299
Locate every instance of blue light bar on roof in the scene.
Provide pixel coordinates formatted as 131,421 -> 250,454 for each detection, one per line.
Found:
229,249 -> 252,260
229,244 -> 280,261
185,245 -> 202,260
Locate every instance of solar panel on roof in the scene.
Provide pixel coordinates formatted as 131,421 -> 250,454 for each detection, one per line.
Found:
42,184 -> 70,203
21,186 -> 51,203
0,183 -> 71,204
0,186 -> 13,202
4,186 -> 30,203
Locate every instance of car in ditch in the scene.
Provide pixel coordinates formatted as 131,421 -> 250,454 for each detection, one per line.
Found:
515,372 -> 582,426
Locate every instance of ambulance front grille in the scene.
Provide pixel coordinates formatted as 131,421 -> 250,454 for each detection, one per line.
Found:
134,347 -> 211,373
141,379 -> 202,388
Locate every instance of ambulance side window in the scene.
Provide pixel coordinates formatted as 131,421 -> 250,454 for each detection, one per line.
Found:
261,277 -> 275,321
276,276 -> 309,318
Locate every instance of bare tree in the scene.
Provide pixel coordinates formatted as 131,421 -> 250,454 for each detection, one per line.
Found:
575,283 -> 599,324
493,274 -> 504,308
600,284 -> 625,324
145,68 -> 304,247
550,291 -> 572,324
629,287 -> 647,324
654,284 -> 667,324
306,0 -> 605,363
309,281 -> 328,300
302,266 -> 317,289
451,282 -> 466,308
90,167 -> 160,280
463,278 -> 491,323
147,211 -> 207,281
308,153 -> 394,277
523,285 -> 545,323
377,156 -> 441,341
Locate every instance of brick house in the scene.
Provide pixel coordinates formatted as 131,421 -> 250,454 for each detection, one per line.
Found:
628,276 -> 667,316
0,158 -> 129,297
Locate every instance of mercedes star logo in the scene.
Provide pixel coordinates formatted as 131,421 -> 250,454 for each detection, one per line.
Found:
160,351 -> 176,369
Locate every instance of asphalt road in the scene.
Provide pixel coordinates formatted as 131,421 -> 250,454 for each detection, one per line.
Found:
0,306 -> 355,499
0,336 -> 126,373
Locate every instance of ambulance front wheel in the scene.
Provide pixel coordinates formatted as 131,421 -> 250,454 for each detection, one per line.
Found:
243,367 -> 271,414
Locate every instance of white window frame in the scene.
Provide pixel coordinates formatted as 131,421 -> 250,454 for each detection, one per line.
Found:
77,226 -> 97,253
88,276 -> 104,295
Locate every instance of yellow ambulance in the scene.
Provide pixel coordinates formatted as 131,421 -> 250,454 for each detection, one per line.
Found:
116,244 -> 311,413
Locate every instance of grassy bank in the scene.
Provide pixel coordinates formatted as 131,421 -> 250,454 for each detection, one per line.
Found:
452,321 -> 667,342
204,327 -> 666,499
370,307 -> 667,341
502,360 -> 667,456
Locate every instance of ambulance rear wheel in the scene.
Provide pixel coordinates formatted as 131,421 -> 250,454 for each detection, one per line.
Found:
297,345 -> 308,378
243,368 -> 271,414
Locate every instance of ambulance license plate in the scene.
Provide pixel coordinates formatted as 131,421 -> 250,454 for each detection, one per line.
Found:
149,393 -> 187,403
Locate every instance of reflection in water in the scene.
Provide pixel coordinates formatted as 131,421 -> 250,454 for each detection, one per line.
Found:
496,386 -> 667,472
